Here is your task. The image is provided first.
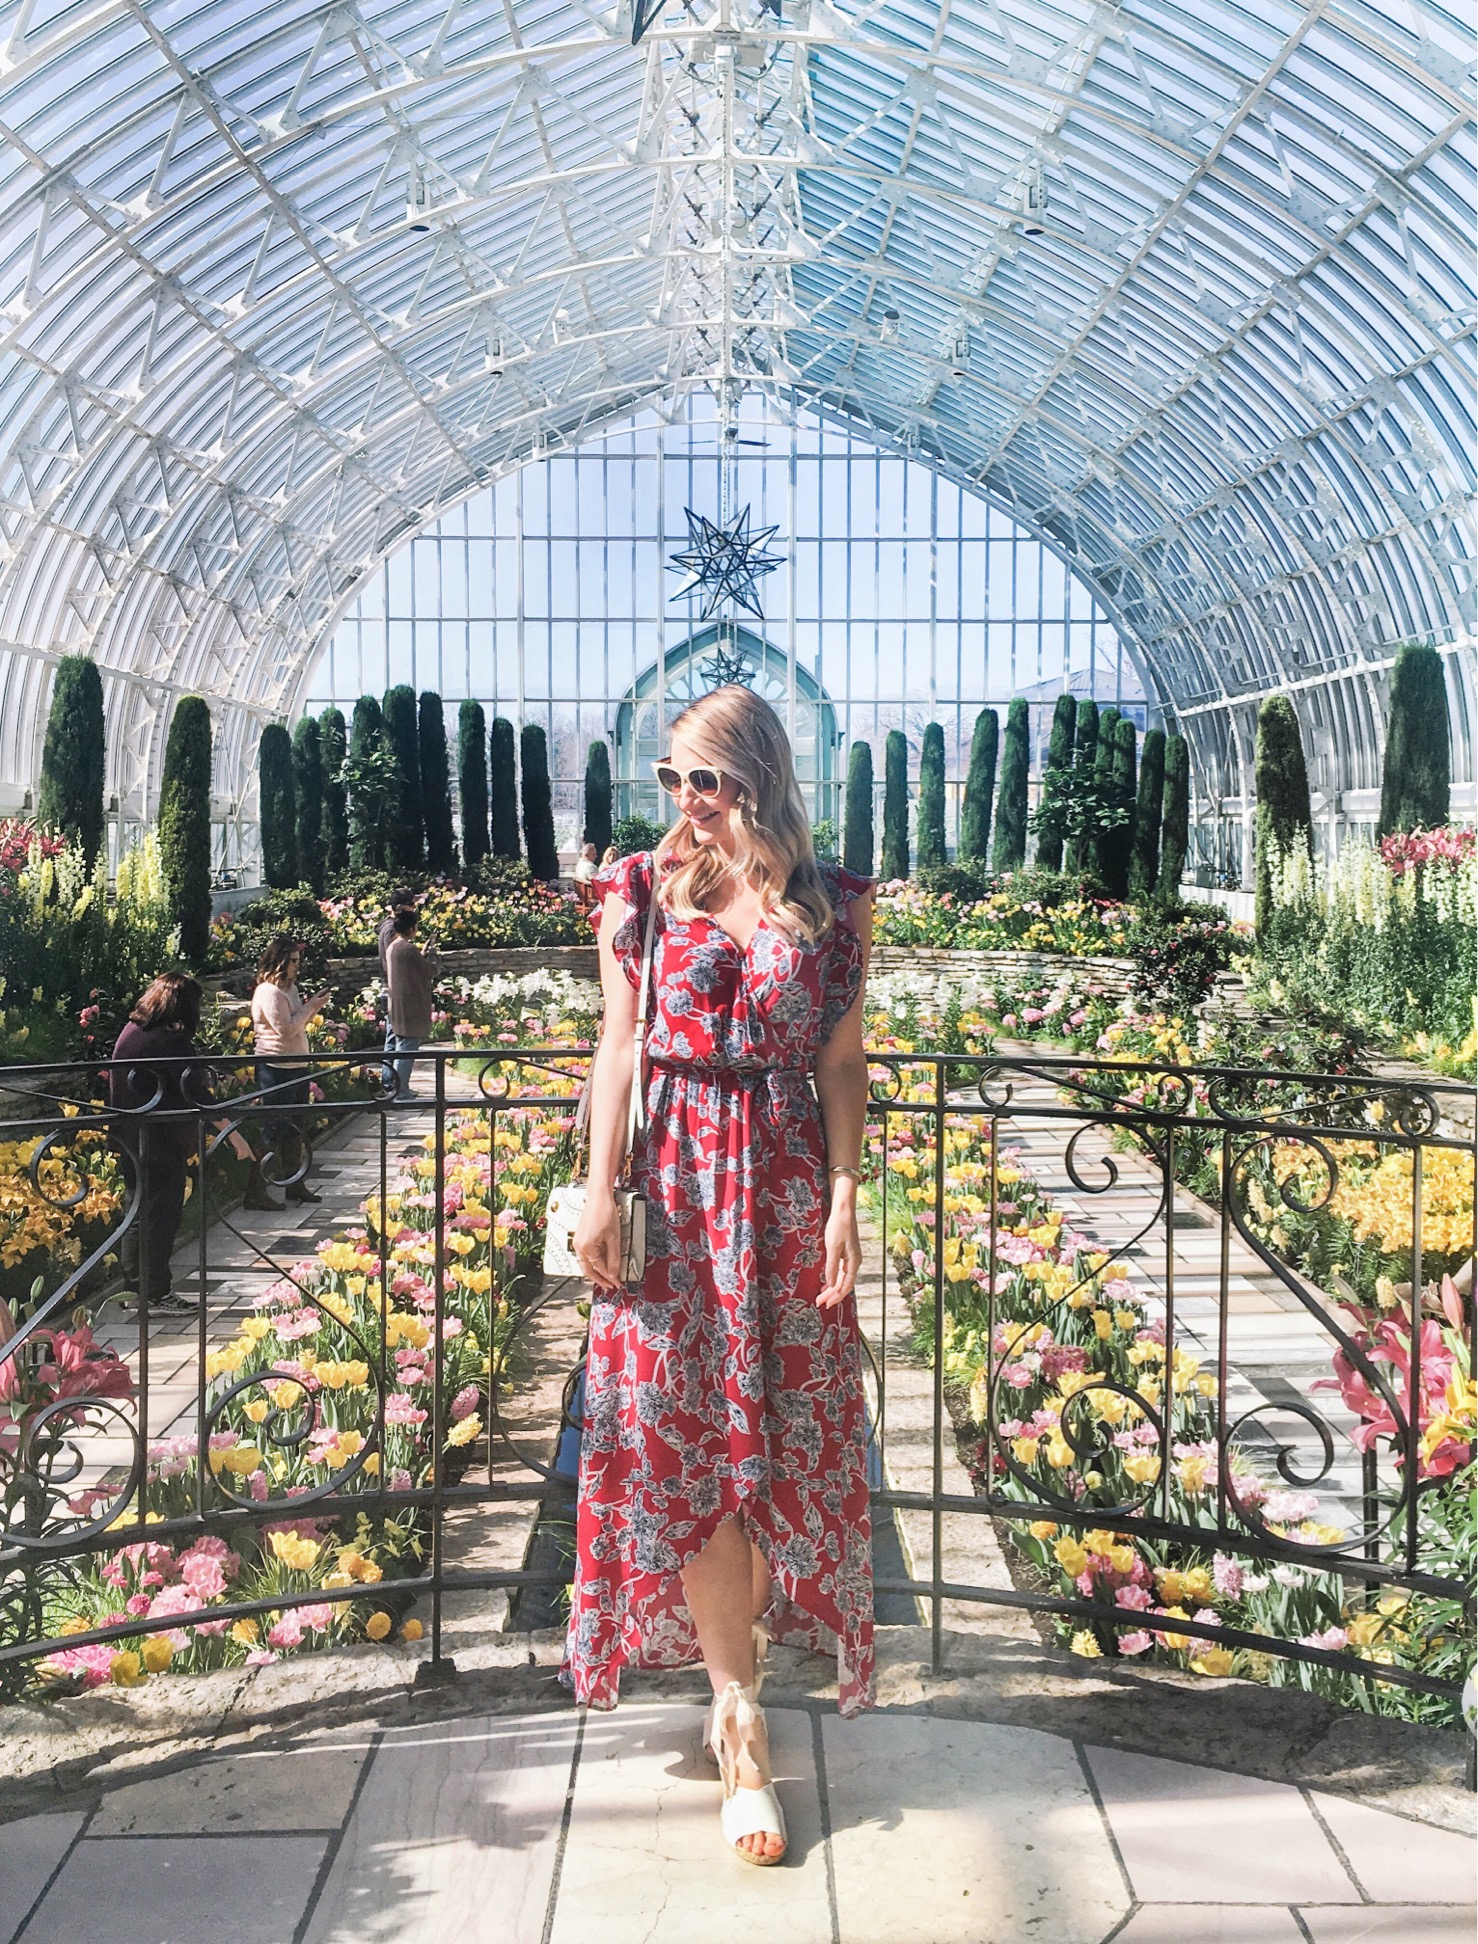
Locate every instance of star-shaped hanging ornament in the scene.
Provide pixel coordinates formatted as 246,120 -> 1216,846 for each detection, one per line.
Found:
666,504 -> 784,621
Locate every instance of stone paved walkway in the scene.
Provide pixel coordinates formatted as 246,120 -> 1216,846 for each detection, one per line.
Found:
1,1702 -> 1471,1943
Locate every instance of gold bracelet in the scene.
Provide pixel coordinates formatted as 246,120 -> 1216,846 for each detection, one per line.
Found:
829,1165 -> 861,1180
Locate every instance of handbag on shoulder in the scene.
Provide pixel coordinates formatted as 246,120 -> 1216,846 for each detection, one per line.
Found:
542,874 -> 658,1286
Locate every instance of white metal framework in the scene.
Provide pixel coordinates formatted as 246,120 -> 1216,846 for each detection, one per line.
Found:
0,0 -> 1472,839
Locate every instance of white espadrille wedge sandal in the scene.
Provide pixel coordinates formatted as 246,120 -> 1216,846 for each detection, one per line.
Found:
701,1622 -> 771,1772
705,1679 -> 787,1866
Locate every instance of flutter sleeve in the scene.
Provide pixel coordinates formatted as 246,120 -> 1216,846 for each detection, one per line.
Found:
820,861 -> 874,929
590,850 -> 655,990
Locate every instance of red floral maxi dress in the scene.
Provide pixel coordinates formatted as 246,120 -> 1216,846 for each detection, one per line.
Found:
563,851 -> 876,1718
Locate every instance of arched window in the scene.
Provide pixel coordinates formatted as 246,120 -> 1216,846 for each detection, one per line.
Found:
613,626 -> 839,822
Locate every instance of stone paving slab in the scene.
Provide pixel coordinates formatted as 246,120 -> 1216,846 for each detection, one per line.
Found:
4,1704 -> 1471,1944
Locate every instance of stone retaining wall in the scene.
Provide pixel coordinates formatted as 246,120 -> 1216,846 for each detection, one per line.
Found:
870,944 -> 1138,1000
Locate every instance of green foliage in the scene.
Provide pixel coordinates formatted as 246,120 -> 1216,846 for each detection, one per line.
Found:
583,740 -> 613,854
291,716 -> 325,895
916,722 -> 947,869
318,706 -> 349,879
1032,693 -> 1076,872
381,686 -> 424,873
489,717 -> 521,860
520,722 -> 558,880
257,721 -> 297,895
1129,728 -> 1165,899
1066,699 -> 1099,871
36,655 -> 106,868
1254,694 -> 1313,930
811,818 -> 838,860
843,739 -> 875,876
215,887 -> 333,991
457,701 -> 489,872
1378,642 -> 1451,839
958,708 -> 998,864
1124,903 -> 1236,1015
159,697 -> 215,963
346,698 -> 393,872
881,730 -> 909,881
1159,734 -> 1191,897
1097,717 -> 1138,898
612,813 -> 666,858
418,691 -> 457,877
992,698 -> 1030,872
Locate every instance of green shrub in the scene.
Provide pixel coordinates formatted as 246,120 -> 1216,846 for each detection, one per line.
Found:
418,691 -> 457,876
489,717 -> 520,860
161,697 -> 215,963
457,701 -> 490,871
612,813 -> 665,858
583,740 -> 613,855
347,697 -> 389,872
382,686 -> 424,872
882,730 -> 909,881
1160,734 -> 1190,896
1129,728 -> 1165,900
215,888 -> 333,990
257,722 -> 298,894
992,698 -> 1029,872
843,740 -> 874,876
1254,694 -> 1312,931
1378,642 -> 1451,839
36,654 -> 106,868
319,707 -> 349,879
520,723 -> 559,880
916,722 -> 946,869
1032,693 -> 1076,872
292,715 -> 325,895
1098,716 -> 1137,898
958,709 -> 998,864
1066,699 -> 1099,871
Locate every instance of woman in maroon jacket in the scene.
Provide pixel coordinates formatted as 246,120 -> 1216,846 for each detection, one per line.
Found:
109,973 -> 250,1316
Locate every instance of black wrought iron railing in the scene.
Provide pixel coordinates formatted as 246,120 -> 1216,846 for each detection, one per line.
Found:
0,1048 -> 1472,1711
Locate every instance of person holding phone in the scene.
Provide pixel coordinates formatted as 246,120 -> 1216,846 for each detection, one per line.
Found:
249,936 -> 331,1206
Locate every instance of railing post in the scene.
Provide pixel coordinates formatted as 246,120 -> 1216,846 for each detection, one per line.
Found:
931,1055 -> 945,1677
419,1051 -> 457,1686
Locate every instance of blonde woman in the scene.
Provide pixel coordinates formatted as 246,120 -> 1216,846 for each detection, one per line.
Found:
570,685 -> 874,1865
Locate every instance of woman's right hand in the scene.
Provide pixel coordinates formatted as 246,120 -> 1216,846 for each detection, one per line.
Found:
573,1188 -> 623,1290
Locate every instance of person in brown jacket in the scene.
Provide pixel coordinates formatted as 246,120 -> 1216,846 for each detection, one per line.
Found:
383,906 -> 437,1100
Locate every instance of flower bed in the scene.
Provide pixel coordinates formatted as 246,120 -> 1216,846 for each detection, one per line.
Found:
26,1083 -> 580,1693
865,1087 -> 1474,1721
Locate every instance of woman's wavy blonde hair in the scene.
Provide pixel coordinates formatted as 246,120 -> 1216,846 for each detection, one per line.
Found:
654,684 -> 833,945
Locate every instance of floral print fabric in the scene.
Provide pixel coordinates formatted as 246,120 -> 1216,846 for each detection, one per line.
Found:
563,851 -> 876,1717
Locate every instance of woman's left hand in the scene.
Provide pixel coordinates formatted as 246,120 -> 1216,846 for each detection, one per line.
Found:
819,1194 -> 861,1310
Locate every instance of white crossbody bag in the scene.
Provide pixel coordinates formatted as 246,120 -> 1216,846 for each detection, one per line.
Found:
542,879 -> 658,1287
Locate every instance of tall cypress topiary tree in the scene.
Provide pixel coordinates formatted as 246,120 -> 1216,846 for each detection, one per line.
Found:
1128,727 -> 1165,900
319,706 -> 349,880
1254,694 -> 1313,928
418,691 -> 457,876
1378,642 -> 1451,838
520,722 -> 558,880
1033,693 -> 1077,872
1159,733 -> 1190,898
258,721 -> 298,891
382,685 -> 424,872
37,654 -> 106,867
1098,716 -> 1138,898
457,700 -> 490,871
992,697 -> 1030,872
958,708 -> 998,864
347,696 -> 386,870
489,716 -> 521,860
1067,699 -> 1099,871
583,739 -> 614,855
291,715 -> 325,894
843,740 -> 875,876
916,722 -> 947,869
881,729 -> 909,881
160,696 -> 214,964
1088,705 -> 1121,881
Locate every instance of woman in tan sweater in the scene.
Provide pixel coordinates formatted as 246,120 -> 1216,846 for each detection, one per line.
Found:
250,936 -> 331,1204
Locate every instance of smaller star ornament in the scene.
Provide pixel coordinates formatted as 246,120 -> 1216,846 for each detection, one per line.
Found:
666,504 -> 784,621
